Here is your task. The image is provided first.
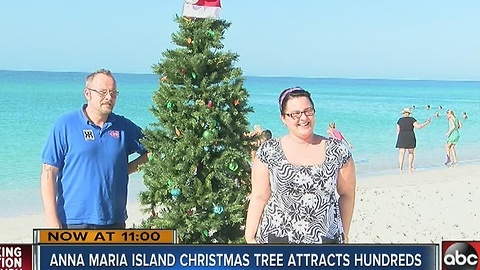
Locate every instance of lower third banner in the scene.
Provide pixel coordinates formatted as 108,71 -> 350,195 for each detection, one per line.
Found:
36,244 -> 437,269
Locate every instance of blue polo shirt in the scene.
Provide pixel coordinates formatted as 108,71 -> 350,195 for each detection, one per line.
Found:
42,105 -> 146,225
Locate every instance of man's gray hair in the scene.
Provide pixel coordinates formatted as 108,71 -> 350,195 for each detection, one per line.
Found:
85,69 -> 115,87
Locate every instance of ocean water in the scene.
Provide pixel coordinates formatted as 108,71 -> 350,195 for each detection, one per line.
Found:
1,70 -> 479,218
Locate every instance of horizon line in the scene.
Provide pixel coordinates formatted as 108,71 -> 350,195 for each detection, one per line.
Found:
1,69 -> 479,83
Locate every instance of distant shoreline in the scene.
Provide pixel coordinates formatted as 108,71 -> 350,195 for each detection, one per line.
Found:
1,69 -> 480,82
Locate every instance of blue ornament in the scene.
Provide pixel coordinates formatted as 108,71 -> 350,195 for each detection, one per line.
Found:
170,188 -> 181,197
213,205 -> 224,214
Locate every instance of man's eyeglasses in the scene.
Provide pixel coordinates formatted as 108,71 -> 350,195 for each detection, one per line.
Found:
87,88 -> 119,98
284,107 -> 315,120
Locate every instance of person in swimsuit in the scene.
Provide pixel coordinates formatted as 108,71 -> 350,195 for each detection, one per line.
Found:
445,110 -> 462,167
244,87 -> 356,244
327,122 -> 353,149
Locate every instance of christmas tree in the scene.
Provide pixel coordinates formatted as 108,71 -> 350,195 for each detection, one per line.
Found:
139,15 -> 254,244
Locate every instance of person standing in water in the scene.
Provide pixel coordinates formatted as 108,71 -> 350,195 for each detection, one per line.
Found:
395,107 -> 431,173
444,110 -> 462,167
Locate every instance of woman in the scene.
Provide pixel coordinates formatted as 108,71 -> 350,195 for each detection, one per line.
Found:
244,87 -> 356,244
327,122 -> 354,149
445,110 -> 462,167
395,107 -> 430,172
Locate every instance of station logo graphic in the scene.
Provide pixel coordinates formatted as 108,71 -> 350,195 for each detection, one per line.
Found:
443,242 -> 478,270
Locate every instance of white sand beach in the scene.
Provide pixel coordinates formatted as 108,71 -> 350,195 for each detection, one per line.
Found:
1,164 -> 479,244
349,164 -> 480,243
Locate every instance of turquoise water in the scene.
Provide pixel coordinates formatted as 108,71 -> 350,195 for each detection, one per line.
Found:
1,70 -> 479,217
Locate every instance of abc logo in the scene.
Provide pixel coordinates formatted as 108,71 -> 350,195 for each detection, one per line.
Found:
443,242 -> 478,270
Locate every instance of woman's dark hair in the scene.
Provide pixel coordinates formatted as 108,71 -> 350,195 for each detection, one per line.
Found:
261,130 -> 272,140
278,86 -> 314,114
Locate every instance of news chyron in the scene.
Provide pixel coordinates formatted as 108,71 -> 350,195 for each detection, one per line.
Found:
442,241 -> 479,270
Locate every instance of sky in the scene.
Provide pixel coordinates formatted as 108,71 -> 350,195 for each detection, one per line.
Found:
1,0 -> 479,80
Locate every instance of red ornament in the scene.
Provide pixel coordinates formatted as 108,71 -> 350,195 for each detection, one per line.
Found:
187,209 -> 193,216
207,101 -> 213,108
181,68 -> 187,74
233,99 -> 239,106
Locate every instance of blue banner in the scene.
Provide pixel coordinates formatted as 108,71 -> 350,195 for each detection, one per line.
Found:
37,244 -> 438,269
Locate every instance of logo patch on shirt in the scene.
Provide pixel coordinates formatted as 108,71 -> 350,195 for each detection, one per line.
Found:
83,130 -> 95,141
109,130 -> 120,138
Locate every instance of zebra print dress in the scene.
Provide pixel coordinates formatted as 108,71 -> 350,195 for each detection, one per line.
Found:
255,137 -> 352,244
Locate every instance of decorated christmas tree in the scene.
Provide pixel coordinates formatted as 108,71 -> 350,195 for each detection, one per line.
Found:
139,13 -> 254,243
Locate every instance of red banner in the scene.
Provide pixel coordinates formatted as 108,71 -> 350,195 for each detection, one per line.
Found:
0,244 -> 32,270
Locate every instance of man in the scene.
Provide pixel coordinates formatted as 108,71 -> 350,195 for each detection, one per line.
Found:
41,69 -> 148,229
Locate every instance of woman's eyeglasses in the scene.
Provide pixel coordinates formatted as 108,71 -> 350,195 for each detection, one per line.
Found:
87,88 -> 119,98
284,107 -> 315,120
